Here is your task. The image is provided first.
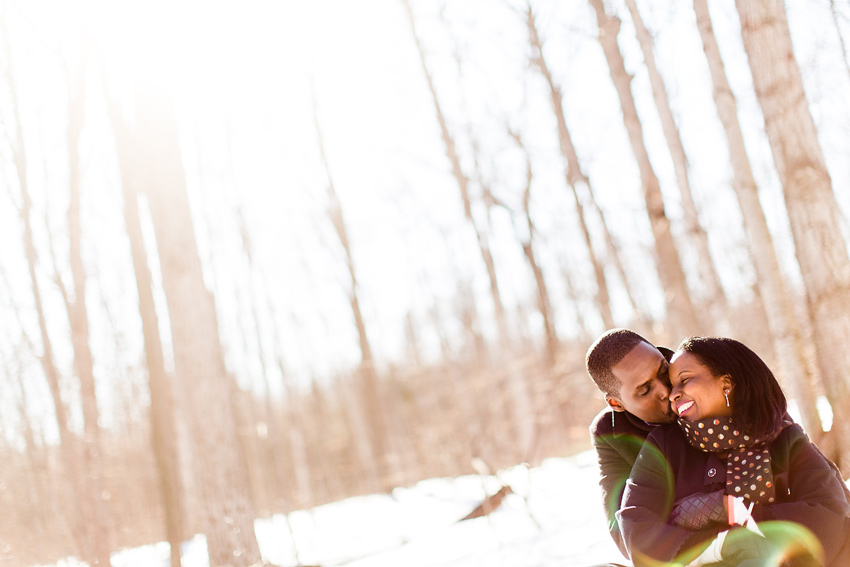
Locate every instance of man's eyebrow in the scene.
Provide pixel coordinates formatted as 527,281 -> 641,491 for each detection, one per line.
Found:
634,377 -> 653,392
656,359 -> 669,376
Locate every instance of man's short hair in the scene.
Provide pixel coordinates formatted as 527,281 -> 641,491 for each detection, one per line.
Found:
585,328 -> 651,396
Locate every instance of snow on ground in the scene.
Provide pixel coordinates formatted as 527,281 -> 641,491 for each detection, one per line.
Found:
47,450 -> 628,567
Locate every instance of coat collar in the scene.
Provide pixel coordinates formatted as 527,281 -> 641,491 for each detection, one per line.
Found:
613,409 -> 657,437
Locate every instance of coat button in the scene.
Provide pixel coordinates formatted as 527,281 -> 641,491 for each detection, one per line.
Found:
708,468 -> 717,477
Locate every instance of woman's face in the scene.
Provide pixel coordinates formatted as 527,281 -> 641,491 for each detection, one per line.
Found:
668,351 -> 732,421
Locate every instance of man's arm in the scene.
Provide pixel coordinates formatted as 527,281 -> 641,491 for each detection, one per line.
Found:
592,431 -> 634,556
590,411 -> 646,557
616,430 -> 722,566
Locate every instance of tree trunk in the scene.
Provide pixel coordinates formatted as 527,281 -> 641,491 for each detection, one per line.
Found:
589,0 -> 700,341
258,273 -> 314,510
625,0 -> 729,327
509,130 -> 558,364
235,207 -> 289,512
828,0 -> 850,85
107,94 -> 185,567
526,3 -> 637,330
402,0 -> 509,344
311,88 -> 388,491
6,344 -> 53,550
64,47 -> 113,567
404,0 -> 536,458
133,86 -> 262,566
3,30 -> 91,561
276,351 -> 314,510
736,0 -> 850,466
692,0 -> 823,440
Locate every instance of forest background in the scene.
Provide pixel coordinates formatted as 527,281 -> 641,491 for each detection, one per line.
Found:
2,0 -> 850,566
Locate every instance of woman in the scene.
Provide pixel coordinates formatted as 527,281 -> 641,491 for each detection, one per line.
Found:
616,337 -> 850,567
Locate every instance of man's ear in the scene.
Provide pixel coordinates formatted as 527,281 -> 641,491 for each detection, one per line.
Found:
605,394 -> 626,412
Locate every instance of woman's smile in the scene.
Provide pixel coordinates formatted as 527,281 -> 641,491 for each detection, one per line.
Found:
676,400 -> 694,417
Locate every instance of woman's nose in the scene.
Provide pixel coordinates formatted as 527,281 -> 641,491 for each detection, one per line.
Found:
669,388 -> 681,402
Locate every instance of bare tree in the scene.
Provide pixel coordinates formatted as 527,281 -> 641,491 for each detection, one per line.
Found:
130,85 -> 262,565
736,0 -> 850,465
828,0 -> 850,85
402,0 -> 509,344
55,40 -> 114,566
0,290 -> 56,557
234,206 -> 291,508
509,129 -> 558,364
403,0 -> 537,458
1,19 -> 91,562
588,0 -> 700,341
624,0 -> 729,327
692,0 -> 823,440
311,87 -> 389,490
106,88 -> 184,566
259,283 -> 315,512
525,2 -> 642,331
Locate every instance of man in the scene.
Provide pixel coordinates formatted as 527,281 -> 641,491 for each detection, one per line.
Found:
585,328 -> 676,561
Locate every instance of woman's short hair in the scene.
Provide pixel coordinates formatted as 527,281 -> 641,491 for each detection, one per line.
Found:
677,336 -> 787,437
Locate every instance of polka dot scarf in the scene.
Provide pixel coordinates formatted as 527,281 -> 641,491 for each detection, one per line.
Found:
679,416 -> 776,505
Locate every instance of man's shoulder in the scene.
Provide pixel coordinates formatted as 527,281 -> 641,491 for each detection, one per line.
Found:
590,407 -> 615,436
590,407 -> 653,439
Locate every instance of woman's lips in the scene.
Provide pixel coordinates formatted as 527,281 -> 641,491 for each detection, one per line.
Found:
676,400 -> 694,417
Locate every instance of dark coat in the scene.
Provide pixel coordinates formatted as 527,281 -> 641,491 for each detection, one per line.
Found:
590,407 -> 656,557
589,345 -> 674,557
617,422 -> 850,567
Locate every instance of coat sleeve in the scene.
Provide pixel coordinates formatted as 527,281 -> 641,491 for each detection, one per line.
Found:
591,430 -> 634,557
615,431 -> 723,566
750,427 -> 850,565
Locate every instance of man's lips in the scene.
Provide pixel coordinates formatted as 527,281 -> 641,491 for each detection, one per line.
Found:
676,400 -> 694,416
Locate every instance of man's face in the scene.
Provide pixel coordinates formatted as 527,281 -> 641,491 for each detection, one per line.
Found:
607,341 -> 675,424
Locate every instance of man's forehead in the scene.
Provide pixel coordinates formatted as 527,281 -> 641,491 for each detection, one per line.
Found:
611,342 -> 664,384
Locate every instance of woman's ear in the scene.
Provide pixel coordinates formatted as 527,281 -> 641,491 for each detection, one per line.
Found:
721,374 -> 734,392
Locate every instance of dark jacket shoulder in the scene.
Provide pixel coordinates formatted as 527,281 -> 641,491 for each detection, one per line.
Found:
591,407 -> 654,439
